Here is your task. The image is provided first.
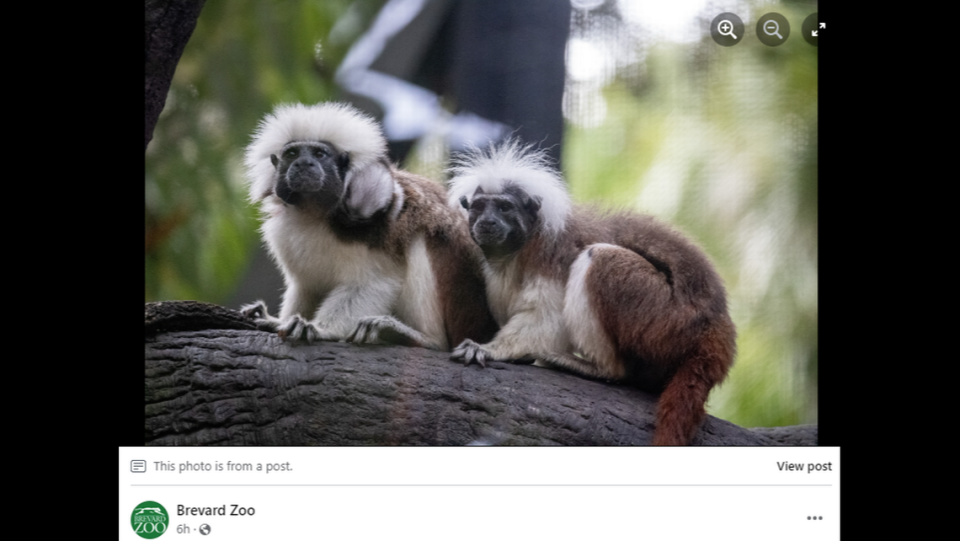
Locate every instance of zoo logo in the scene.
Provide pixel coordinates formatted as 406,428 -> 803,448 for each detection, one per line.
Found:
131,501 -> 169,539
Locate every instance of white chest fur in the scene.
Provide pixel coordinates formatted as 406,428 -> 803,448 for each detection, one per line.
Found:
481,259 -> 524,327
263,210 -> 400,295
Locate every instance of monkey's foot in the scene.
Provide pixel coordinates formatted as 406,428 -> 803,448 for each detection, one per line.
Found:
348,316 -> 432,348
240,300 -> 281,332
276,315 -> 334,343
451,339 -> 495,368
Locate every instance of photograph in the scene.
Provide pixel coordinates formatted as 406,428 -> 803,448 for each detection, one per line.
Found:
145,0 -> 819,448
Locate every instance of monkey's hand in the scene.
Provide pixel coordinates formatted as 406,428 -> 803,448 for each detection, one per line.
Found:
240,300 -> 282,332
348,316 -> 435,349
276,315 -> 341,343
451,339 -> 496,368
240,301 -> 334,343
452,339 -> 539,368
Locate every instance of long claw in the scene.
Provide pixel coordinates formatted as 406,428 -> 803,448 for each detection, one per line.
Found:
452,339 -> 491,368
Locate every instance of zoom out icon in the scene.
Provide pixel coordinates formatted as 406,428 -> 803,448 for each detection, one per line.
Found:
764,20 -> 782,39
711,13 -> 744,46
757,13 -> 790,46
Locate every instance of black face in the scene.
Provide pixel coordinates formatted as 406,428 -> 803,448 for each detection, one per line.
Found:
461,185 -> 541,259
270,141 -> 350,211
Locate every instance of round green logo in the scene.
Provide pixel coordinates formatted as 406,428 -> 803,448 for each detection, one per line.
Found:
131,501 -> 169,539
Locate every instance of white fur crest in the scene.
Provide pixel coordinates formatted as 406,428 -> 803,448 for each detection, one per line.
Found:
245,102 -> 388,203
447,140 -> 571,239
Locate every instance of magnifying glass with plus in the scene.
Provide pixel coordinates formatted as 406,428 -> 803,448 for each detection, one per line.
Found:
710,13 -> 744,47
763,19 -> 783,39
717,20 -> 737,40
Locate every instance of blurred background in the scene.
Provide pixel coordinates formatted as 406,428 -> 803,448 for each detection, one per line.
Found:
145,0 -> 818,430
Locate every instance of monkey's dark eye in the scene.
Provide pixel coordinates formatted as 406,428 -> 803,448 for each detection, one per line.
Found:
283,148 -> 298,159
498,201 -> 514,212
314,148 -> 329,159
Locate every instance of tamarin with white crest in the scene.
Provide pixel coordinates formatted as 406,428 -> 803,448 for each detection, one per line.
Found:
241,102 -> 497,350
448,141 -> 736,445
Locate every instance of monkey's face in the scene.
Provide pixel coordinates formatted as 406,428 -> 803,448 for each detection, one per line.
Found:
461,185 -> 541,259
270,141 -> 350,213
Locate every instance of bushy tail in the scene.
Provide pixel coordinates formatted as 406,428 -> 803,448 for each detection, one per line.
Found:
653,323 -> 735,445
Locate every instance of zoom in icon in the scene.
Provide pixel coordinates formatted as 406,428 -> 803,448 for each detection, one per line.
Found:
757,13 -> 790,46
711,13 -> 744,47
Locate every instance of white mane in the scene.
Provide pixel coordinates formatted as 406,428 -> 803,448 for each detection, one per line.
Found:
244,102 -> 387,203
447,140 -> 571,239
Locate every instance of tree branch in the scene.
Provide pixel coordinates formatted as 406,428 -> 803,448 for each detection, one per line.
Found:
145,301 -> 816,446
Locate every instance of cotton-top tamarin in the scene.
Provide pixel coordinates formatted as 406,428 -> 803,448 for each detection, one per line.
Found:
448,142 -> 736,445
241,102 -> 497,350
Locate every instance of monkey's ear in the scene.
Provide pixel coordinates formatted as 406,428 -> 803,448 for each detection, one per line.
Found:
270,154 -> 279,168
336,152 -> 350,181
519,193 -> 541,216
460,195 -> 470,210
341,161 -> 398,222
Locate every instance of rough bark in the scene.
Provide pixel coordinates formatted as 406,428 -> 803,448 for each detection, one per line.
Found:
145,301 -> 817,446
145,0 -> 206,152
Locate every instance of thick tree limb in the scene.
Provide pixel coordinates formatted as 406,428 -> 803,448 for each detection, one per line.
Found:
145,301 -> 816,446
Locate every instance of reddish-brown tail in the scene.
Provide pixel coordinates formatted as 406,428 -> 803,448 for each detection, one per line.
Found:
653,322 -> 735,445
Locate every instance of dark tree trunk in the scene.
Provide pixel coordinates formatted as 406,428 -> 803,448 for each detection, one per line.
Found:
144,0 -> 206,152
145,301 -> 816,446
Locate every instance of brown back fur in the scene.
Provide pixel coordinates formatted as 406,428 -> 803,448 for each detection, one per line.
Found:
390,169 -> 499,346
522,207 -> 736,444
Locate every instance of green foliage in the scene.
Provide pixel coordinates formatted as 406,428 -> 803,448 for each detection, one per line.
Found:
564,4 -> 818,428
145,0 -> 365,303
